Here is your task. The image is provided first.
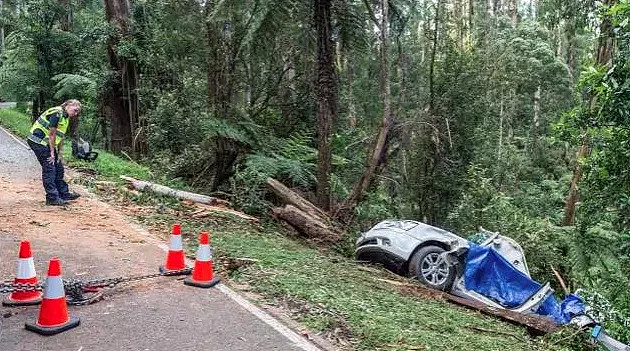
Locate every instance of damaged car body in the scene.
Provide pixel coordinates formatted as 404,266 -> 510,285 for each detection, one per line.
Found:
356,220 -> 630,351
355,220 -> 544,311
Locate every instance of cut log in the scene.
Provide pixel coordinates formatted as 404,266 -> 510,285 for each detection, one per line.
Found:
120,176 -> 229,206
266,178 -> 330,221
272,205 -> 342,243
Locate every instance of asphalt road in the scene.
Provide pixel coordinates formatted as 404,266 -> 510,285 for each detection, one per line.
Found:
0,126 -> 321,351
0,102 -> 17,109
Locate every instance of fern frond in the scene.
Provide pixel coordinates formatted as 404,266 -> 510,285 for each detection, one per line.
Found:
52,73 -> 97,100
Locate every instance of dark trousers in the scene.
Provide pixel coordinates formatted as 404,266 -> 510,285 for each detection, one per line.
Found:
28,140 -> 69,201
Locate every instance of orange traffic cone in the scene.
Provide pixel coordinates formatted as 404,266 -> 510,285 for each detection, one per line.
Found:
185,232 -> 220,288
159,223 -> 188,274
25,258 -> 80,335
3,241 -> 43,306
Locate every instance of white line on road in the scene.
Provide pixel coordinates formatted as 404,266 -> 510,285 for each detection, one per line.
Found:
0,125 -> 29,149
0,125 -> 324,351
151,232 -> 323,351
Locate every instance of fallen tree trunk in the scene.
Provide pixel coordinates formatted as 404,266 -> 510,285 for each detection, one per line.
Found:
393,281 -> 558,334
272,205 -> 342,243
120,176 -> 228,206
266,178 -> 330,221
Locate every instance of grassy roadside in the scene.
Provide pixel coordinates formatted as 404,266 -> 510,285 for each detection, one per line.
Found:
0,109 -> 581,351
0,108 -> 151,182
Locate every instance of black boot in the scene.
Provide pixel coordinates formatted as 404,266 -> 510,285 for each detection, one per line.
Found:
46,198 -> 69,206
61,193 -> 81,201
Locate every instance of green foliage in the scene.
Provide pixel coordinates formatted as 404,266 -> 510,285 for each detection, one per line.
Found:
0,109 -> 151,182
0,109 -> 33,137
131,209 -> 576,351
52,73 -> 96,101
3,0 -> 630,345
447,164 -> 572,284
231,132 -> 317,214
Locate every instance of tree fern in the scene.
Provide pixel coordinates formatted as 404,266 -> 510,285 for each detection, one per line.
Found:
52,73 -> 97,100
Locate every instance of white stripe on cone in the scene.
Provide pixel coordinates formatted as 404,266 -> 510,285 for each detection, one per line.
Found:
17,258 -> 37,279
169,235 -> 183,251
43,276 -> 65,299
196,245 -> 212,262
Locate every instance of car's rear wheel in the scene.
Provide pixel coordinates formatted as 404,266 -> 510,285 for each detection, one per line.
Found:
409,245 -> 456,291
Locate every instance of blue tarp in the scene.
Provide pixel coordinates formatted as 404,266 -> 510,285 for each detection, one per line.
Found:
464,244 -> 585,324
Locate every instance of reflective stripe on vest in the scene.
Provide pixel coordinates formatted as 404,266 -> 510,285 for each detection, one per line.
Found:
37,117 -> 50,129
28,107 -> 69,146
43,276 -> 65,299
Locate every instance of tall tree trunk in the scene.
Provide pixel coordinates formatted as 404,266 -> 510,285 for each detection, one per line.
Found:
314,0 -> 338,211
58,0 -> 72,31
529,0 -> 537,19
454,0 -> 464,50
497,95 -> 504,161
103,0 -> 138,154
205,3 -> 220,112
508,0 -> 518,25
429,0 -> 441,112
0,0 -> 4,57
341,0 -> 392,215
345,56 -> 357,128
492,0 -> 502,16
562,0 -> 616,226
566,20 -> 577,83
531,85 -> 541,148
468,0 -> 474,45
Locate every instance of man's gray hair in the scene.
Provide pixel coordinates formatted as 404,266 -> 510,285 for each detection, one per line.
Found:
61,99 -> 81,110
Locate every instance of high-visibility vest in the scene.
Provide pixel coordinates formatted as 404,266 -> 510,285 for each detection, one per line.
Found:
27,107 -> 69,147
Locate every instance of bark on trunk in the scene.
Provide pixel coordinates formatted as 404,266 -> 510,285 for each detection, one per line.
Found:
314,0 -> 338,211
469,0 -> 474,36
492,0 -> 503,15
454,0 -> 464,50
429,0 -> 441,112
396,283 -> 558,334
566,20 -> 577,83
497,96 -> 504,161
508,0 -> 518,25
58,0 -> 72,31
205,1 -> 221,113
0,0 -> 4,56
273,205 -> 342,243
532,85 -> 541,148
267,178 -> 330,221
121,176 -> 228,206
340,0 -> 393,216
562,140 -> 588,226
103,0 -> 138,154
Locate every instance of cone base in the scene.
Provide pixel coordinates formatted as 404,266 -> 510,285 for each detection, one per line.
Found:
184,276 -> 221,288
25,316 -> 80,336
159,265 -> 190,276
3,294 -> 43,307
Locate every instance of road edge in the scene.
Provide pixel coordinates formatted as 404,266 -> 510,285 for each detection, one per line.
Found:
0,123 -> 330,351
